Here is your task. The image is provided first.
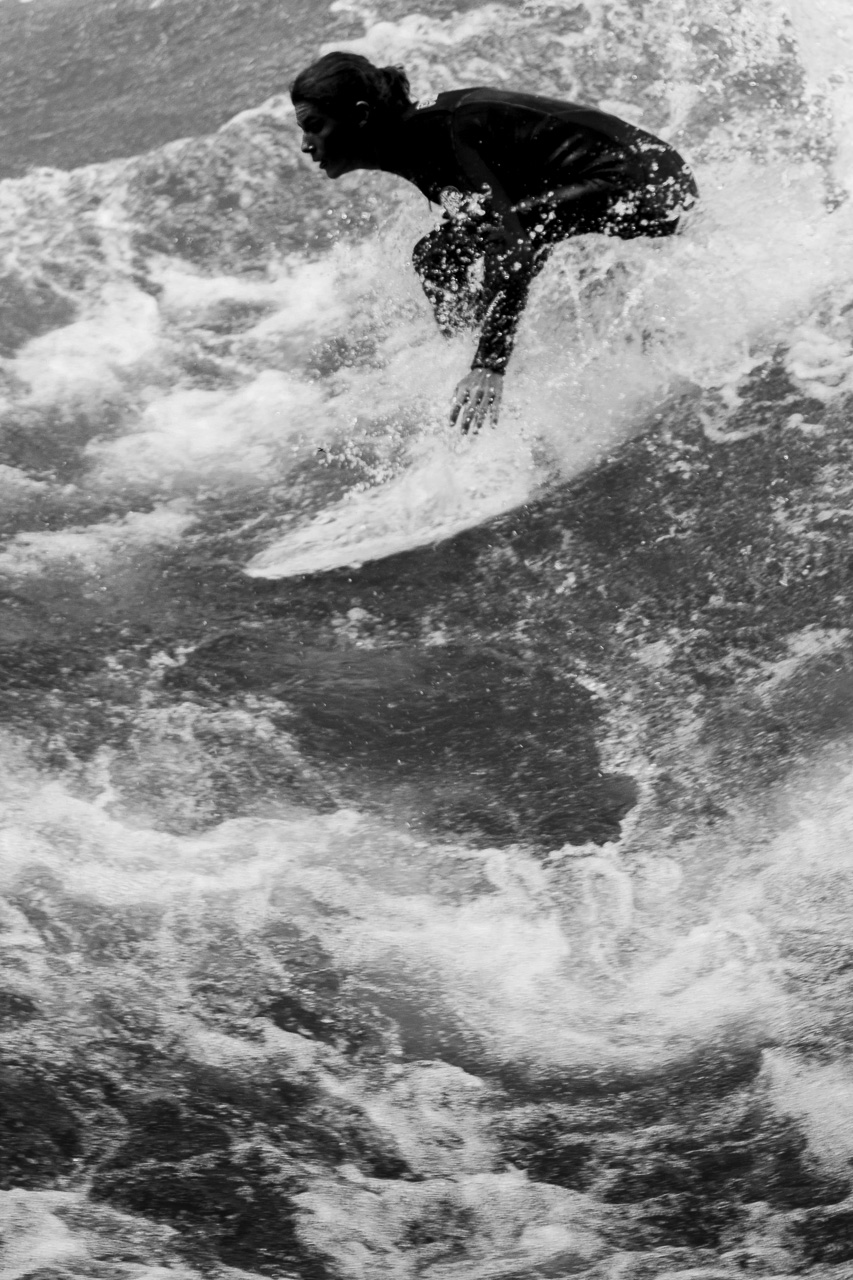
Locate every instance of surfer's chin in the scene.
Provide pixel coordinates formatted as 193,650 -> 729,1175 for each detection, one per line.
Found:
322,156 -> 363,179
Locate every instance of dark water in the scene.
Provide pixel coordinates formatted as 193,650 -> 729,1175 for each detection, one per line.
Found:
2,0 -> 853,1275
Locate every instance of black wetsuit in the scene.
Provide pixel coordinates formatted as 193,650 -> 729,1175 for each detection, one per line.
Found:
386,88 -> 698,373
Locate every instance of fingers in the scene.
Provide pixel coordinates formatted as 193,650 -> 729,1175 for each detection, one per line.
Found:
484,378 -> 502,430
450,387 -> 472,433
453,388 -> 485,434
450,374 -> 502,434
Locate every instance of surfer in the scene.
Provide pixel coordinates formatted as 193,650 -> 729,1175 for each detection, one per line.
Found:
292,52 -> 698,434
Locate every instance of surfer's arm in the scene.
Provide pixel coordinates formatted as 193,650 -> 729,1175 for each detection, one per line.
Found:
471,250 -> 537,376
448,116 -> 538,414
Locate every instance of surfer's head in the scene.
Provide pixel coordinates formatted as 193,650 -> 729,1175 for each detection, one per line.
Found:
291,52 -> 413,178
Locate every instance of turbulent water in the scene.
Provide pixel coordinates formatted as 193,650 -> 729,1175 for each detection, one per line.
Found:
2,0 -> 853,1276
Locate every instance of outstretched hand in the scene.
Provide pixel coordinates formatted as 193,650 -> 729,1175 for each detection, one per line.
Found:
450,369 -> 503,435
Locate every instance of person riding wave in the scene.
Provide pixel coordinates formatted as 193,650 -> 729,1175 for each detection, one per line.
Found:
292,52 -> 698,434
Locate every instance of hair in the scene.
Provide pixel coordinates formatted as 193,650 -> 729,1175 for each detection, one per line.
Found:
290,51 -> 412,122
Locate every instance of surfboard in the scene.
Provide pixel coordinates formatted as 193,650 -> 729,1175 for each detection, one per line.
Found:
245,430 -> 538,579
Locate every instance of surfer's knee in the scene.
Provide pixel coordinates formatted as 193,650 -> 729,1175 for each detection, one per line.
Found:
412,235 -> 429,285
412,230 -> 444,285
412,232 -> 469,334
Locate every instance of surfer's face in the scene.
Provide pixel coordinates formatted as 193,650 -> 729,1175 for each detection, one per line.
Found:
295,102 -> 366,179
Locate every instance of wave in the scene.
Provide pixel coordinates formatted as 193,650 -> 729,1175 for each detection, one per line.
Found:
2,0 -> 853,1276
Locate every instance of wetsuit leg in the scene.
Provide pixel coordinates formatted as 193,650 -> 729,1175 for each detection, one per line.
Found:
602,145 -> 699,238
412,220 -> 488,337
542,144 -> 699,243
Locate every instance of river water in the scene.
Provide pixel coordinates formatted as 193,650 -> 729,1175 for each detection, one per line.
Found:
2,0 -> 853,1276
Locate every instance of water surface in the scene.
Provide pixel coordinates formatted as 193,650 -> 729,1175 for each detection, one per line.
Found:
2,0 -> 853,1276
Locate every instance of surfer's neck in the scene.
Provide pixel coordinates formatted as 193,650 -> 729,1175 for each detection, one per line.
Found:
368,108 -> 419,180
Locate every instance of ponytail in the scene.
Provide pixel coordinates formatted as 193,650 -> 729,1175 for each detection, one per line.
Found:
376,64 -> 412,115
291,52 -> 413,122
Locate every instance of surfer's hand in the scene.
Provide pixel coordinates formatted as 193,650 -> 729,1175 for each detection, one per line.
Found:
451,369 -> 503,434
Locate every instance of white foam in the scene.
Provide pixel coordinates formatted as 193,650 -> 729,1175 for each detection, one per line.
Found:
0,1190 -> 197,1279
0,731 -> 799,1071
298,1169 -> 606,1280
14,282 -> 160,402
0,1192 -> 87,1280
787,0 -> 853,192
0,503 -> 192,575
153,251 -> 350,337
86,370 -> 327,490
0,464 -> 48,508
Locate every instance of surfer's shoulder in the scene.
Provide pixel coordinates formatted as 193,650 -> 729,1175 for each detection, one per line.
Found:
421,87 -> 588,138
410,88 -> 507,122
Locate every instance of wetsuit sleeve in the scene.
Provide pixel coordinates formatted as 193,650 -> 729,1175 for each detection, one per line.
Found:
450,112 -> 539,374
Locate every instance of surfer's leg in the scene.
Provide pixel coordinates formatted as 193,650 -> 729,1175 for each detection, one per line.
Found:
601,149 -> 700,240
413,223 -> 485,337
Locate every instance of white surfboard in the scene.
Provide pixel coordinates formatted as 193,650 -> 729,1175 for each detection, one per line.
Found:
245,429 -> 539,579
